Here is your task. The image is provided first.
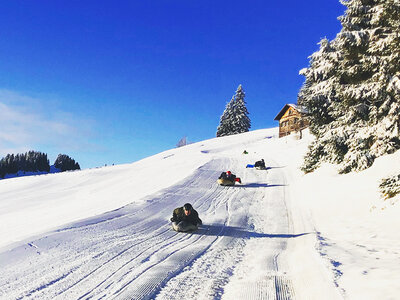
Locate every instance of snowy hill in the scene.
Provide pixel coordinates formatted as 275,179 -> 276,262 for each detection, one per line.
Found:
0,128 -> 399,299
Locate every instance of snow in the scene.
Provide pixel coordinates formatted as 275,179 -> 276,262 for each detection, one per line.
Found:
0,127 -> 399,299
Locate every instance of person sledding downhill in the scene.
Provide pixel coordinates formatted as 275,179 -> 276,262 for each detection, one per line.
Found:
217,171 -> 242,186
171,203 -> 202,232
254,159 -> 266,170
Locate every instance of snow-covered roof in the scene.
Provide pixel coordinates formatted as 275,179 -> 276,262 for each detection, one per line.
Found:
274,103 -> 307,121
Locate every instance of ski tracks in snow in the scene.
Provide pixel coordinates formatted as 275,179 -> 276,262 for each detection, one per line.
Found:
0,157 -> 319,299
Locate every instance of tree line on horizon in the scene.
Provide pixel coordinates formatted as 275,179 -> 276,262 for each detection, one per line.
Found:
0,151 -> 80,179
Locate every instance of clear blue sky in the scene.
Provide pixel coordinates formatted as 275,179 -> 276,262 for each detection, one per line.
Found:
0,0 -> 345,169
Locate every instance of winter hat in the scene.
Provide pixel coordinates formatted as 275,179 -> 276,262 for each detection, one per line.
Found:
227,171 -> 231,175
183,203 -> 192,211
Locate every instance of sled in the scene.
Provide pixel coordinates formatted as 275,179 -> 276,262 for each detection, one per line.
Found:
255,166 -> 267,170
172,221 -> 199,232
246,164 -> 254,168
217,178 -> 235,186
172,227 -> 199,233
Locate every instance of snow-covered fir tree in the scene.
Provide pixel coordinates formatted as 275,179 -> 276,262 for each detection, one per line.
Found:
216,96 -> 235,137
231,85 -> 251,134
216,85 -> 251,137
298,0 -> 400,174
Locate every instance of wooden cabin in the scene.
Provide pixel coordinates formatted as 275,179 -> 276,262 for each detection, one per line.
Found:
274,104 -> 309,138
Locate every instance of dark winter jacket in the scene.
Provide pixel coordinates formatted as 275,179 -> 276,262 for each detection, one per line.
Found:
171,207 -> 202,226
219,172 -> 236,182
219,172 -> 227,179
254,160 -> 265,169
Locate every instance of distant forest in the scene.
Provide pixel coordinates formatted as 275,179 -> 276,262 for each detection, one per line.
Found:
0,151 -> 80,179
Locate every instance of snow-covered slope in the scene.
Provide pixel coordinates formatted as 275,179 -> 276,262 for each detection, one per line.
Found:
0,128 -> 399,299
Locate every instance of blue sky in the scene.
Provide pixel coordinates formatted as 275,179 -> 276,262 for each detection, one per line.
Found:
0,1 -> 345,169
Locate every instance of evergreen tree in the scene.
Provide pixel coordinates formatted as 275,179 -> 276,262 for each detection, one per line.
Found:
231,85 -> 251,134
216,96 -> 235,137
6,154 -> 18,174
54,154 -> 81,172
0,160 -> 6,179
216,85 -> 251,137
298,0 -> 400,173
0,150 -> 50,177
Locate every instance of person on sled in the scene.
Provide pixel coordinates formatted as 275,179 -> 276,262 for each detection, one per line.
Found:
218,171 -> 242,184
254,159 -> 266,169
171,203 -> 202,232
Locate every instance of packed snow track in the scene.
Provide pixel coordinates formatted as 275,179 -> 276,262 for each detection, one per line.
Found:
0,157 -> 340,299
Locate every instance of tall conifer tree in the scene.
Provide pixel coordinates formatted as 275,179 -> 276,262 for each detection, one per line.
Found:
231,85 -> 251,134
299,0 -> 400,173
216,97 -> 235,137
216,85 -> 251,137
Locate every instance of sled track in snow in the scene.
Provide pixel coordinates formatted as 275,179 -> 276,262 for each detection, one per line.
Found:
0,157 -> 301,300
232,275 -> 294,300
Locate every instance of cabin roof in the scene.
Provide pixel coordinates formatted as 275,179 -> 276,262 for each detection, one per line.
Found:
274,104 -> 307,121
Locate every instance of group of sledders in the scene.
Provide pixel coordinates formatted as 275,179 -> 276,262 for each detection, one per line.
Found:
217,159 -> 267,186
170,158 -> 267,233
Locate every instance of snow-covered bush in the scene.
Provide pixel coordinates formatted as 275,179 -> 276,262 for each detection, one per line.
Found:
379,173 -> 400,199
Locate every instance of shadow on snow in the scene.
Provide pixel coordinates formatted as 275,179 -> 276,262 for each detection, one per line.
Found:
191,224 -> 312,239
229,183 -> 287,188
